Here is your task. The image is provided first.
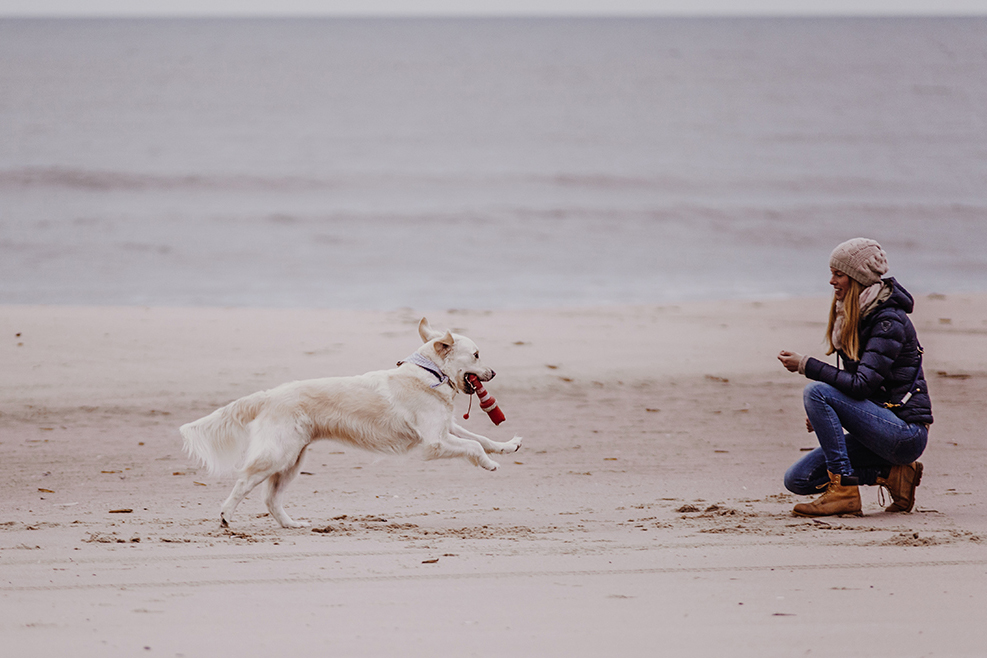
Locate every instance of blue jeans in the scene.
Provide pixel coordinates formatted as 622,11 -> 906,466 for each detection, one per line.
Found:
784,381 -> 928,495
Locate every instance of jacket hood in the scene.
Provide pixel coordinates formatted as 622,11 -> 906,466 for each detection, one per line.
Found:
880,277 -> 914,314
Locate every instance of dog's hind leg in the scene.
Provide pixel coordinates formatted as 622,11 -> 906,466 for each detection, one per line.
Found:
219,417 -> 310,528
264,444 -> 310,529
220,469 -> 271,528
451,423 -> 522,455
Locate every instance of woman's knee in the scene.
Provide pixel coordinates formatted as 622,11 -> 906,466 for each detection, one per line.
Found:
784,448 -> 827,495
784,468 -> 816,495
783,468 -> 801,494
784,463 -> 816,495
802,380 -> 835,405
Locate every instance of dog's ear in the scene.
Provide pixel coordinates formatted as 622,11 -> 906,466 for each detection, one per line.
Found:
433,331 -> 456,357
418,317 -> 442,343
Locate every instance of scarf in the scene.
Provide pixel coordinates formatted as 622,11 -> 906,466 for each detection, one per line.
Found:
831,281 -> 887,352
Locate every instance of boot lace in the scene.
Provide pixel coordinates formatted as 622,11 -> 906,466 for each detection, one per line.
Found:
878,484 -> 891,508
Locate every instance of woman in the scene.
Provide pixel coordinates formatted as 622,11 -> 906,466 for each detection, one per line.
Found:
778,238 -> 932,517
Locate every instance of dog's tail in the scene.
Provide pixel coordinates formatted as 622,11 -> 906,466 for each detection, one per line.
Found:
180,392 -> 267,476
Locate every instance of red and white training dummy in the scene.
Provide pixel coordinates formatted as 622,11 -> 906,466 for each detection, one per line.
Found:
465,373 -> 506,425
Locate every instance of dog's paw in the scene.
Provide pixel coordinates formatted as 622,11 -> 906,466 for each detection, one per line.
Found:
281,519 -> 311,529
507,435 -> 523,453
483,459 -> 500,472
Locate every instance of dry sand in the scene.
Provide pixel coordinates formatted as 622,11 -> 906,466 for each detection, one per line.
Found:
2,295 -> 986,657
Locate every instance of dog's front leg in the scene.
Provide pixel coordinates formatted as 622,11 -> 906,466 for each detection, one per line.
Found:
451,422 -> 522,455
423,433 -> 501,471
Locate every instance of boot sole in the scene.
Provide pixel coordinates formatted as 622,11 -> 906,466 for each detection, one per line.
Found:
792,509 -> 863,518
792,512 -> 863,518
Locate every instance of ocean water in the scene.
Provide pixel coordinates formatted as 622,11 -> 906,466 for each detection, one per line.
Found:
1,17 -> 986,309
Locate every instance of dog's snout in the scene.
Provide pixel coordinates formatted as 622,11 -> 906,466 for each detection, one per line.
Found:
488,370 -> 496,381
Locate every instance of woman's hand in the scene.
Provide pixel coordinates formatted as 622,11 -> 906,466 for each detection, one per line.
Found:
777,350 -> 803,373
805,417 -> 814,433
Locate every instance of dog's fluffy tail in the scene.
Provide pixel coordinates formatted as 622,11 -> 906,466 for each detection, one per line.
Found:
180,392 -> 267,476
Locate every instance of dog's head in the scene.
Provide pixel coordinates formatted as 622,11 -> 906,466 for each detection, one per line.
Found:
418,317 -> 495,394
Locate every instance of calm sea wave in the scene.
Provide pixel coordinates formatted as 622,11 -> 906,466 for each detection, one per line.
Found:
1,17 -> 985,309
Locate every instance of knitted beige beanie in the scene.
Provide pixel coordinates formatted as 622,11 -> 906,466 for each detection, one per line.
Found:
829,238 -> 888,286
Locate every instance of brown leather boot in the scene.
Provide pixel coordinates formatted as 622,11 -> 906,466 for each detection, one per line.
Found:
877,462 -> 923,513
793,471 -> 862,517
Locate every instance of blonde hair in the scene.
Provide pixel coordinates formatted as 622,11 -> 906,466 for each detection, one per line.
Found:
825,277 -> 864,360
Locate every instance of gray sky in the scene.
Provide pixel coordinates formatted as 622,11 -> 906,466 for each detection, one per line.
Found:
1,0 -> 986,17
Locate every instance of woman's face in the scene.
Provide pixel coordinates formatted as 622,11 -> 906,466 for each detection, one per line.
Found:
830,269 -> 851,301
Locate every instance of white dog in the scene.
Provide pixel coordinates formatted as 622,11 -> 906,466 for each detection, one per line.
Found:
180,318 -> 522,529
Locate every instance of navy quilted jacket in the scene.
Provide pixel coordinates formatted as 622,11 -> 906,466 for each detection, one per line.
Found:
803,278 -> 933,425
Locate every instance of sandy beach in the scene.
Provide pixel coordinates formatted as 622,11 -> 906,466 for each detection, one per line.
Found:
2,295 -> 986,657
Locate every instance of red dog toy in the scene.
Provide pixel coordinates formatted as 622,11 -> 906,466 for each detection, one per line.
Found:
464,374 -> 506,425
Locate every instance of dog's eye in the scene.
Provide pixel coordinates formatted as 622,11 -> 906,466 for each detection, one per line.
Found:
473,351 -> 480,359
